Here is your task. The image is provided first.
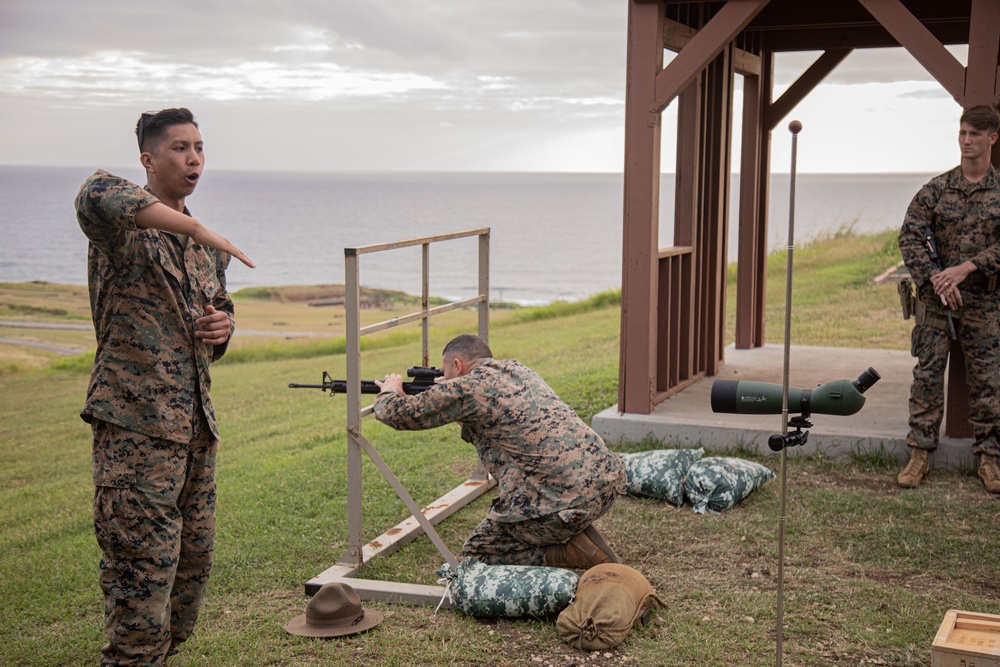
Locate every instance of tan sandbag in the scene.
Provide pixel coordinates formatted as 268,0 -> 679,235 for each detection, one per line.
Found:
556,563 -> 665,651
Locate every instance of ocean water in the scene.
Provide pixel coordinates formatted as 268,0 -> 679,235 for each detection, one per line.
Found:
0,165 -> 933,304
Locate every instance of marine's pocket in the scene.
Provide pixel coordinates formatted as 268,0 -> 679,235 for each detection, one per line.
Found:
91,420 -> 139,488
189,251 -> 221,301
93,463 -> 136,489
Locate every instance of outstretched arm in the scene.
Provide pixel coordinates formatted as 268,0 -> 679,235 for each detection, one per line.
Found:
134,202 -> 255,268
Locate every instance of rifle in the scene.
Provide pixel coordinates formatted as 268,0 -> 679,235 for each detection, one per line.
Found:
288,366 -> 444,395
923,228 -> 958,341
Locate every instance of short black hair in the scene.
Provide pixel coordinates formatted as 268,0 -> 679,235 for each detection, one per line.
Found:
442,334 -> 492,361
961,105 -> 1000,134
136,108 -> 199,152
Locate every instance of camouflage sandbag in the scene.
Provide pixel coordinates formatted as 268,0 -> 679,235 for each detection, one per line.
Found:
683,456 -> 776,514
622,448 -> 704,505
437,557 -> 579,618
556,564 -> 664,651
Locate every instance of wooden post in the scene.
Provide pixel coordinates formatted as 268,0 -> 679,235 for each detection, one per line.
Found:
735,61 -> 765,349
619,0 -> 665,414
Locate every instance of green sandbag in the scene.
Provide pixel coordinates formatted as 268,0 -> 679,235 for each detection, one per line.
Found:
622,448 -> 704,505
437,557 -> 579,618
683,456 -> 776,514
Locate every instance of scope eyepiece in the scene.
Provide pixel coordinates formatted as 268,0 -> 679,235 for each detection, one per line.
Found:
852,367 -> 881,394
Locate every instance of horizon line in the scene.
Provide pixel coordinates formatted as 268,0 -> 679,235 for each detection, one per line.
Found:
0,163 -> 941,178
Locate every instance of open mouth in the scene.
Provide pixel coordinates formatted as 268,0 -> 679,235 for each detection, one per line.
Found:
185,173 -> 200,185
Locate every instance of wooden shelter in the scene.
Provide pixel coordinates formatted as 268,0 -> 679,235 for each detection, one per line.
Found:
618,0 -> 1000,436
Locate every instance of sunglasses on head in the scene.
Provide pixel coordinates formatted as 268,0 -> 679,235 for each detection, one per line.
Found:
136,110 -> 160,151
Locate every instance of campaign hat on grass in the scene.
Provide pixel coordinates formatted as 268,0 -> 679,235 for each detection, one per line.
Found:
284,582 -> 384,638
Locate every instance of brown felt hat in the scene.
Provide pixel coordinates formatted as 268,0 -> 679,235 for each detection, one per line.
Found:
284,582 -> 384,638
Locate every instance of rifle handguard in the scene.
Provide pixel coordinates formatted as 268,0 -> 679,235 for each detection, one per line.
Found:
288,367 -> 444,396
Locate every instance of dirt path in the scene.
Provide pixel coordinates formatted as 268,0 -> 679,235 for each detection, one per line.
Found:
0,319 -> 91,330
0,320 -> 332,357
0,337 -> 84,355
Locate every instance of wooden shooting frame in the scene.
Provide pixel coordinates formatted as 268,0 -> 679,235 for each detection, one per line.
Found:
305,228 -> 496,606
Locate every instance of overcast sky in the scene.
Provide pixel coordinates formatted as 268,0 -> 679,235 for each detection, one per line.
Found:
0,0 -> 971,174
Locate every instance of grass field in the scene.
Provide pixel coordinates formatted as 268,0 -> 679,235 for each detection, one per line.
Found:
1,230 -> 997,667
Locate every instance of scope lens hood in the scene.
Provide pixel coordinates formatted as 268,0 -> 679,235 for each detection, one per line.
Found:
711,379 -> 740,413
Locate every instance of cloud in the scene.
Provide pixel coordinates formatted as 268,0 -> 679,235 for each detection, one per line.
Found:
0,52 -> 450,103
0,0 -> 973,172
899,87 -> 954,100
0,0 -> 628,114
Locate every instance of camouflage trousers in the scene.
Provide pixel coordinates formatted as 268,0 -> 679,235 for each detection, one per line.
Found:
461,481 -> 621,566
92,416 -> 217,667
908,294 -> 1000,456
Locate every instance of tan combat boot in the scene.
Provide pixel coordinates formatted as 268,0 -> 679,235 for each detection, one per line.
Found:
978,454 -> 1000,494
545,526 -> 619,569
897,448 -> 929,488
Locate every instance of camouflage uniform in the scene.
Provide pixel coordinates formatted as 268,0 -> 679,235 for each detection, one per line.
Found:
76,170 -> 234,667
374,358 -> 626,566
898,165 -> 1000,456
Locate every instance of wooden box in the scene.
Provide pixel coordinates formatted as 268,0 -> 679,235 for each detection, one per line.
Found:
932,610 -> 1000,667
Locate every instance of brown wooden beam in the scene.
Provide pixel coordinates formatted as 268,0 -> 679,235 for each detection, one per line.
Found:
856,0 -> 966,104
700,49 -> 734,377
946,342 -> 972,438
674,81 -> 701,250
664,17 -> 762,76
654,0 -> 771,112
765,48 -> 852,130
965,0 -> 1000,105
735,66 -> 764,349
754,23 -> 970,52
745,0 -> 970,31
740,0 -> 971,52
674,78 -> 702,385
619,0 -> 665,414
752,52 -> 775,349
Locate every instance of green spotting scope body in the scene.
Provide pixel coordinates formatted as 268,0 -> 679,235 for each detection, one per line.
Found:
711,368 -> 880,417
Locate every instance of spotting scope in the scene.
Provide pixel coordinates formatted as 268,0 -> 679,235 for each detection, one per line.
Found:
711,368 -> 880,417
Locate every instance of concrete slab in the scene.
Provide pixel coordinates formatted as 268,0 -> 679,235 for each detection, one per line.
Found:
592,344 -> 977,470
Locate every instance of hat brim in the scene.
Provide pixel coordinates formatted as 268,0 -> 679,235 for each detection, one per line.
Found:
284,608 -> 384,638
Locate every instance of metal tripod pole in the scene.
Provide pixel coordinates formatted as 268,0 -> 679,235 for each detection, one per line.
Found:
776,119 -> 802,667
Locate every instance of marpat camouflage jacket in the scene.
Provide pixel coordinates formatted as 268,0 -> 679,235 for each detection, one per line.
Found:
76,169 -> 234,443
374,358 -> 625,522
899,165 -> 1000,290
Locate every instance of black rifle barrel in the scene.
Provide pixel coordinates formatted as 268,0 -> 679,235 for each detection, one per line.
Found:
923,228 -> 958,341
288,367 -> 442,396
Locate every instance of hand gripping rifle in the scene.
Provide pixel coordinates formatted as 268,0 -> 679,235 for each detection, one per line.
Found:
922,228 -> 958,341
288,366 -> 444,396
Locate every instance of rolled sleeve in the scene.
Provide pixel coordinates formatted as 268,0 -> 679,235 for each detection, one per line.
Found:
76,170 -> 159,254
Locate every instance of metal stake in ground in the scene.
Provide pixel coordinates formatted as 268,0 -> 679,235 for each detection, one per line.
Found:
776,118 -> 803,667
